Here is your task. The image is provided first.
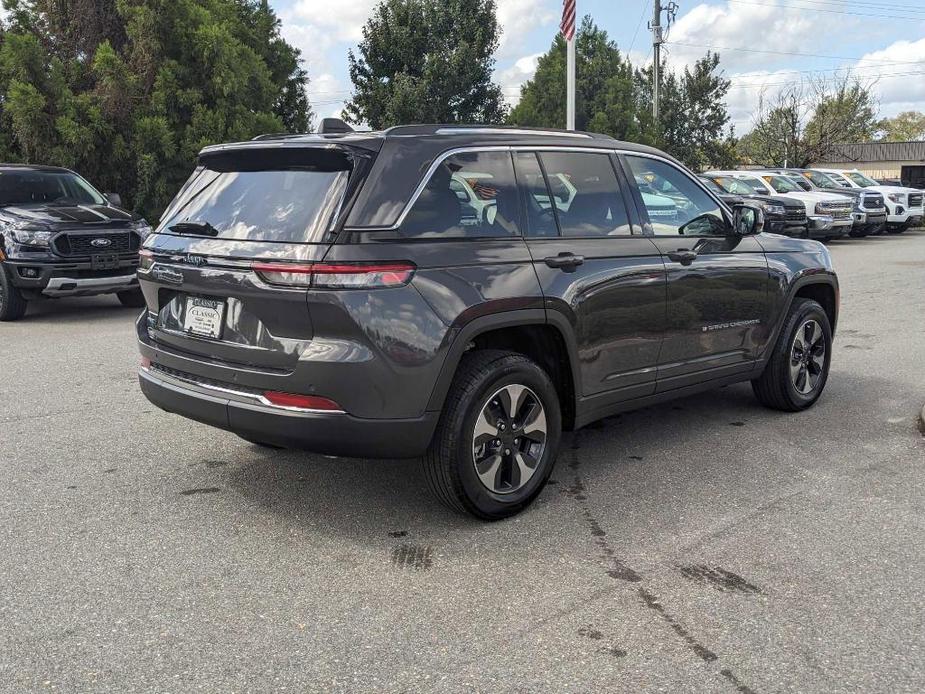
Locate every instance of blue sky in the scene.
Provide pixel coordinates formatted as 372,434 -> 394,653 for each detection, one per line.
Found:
271,0 -> 925,133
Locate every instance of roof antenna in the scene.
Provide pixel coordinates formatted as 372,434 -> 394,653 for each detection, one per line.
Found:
318,118 -> 354,134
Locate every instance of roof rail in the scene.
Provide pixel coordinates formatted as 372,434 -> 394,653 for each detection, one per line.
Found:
250,133 -> 305,141
433,127 -> 593,139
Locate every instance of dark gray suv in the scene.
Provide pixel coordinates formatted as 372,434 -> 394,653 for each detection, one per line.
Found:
137,124 -> 838,519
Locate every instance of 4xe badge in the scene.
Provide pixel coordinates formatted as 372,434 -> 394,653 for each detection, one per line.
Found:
151,266 -> 184,285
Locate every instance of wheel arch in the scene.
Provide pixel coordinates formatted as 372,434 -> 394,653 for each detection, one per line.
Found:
425,309 -> 582,431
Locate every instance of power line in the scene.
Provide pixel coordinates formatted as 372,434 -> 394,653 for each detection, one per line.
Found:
667,41 -> 925,64
728,60 -> 925,86
627,0 -> 651,56
724,0 -> 925,21
726,69 -> 925,91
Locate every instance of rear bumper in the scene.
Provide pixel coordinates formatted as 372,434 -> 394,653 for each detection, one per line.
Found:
138,366 -> 438,459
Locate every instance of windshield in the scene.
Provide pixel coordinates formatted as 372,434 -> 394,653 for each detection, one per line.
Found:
712,176 -> 757,195
846,171 -> 878,187
763,175 -> 801,194
699,177 -> 724,194
0,169 -> 106,207
159,166 -> 350,243
803,171 -> 841,190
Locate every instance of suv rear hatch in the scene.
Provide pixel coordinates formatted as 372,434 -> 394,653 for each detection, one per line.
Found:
138,142 -> 375,373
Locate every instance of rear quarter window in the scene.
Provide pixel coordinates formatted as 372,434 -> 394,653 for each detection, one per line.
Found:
398,151 -> 520,238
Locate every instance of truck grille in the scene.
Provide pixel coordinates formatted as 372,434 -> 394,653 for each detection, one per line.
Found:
862,195 -> 885,210
909,193 -> 923,208
53,231 -> 140,257
785,209 -> 807,223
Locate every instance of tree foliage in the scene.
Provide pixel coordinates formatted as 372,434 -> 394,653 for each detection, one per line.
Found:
0,0 -> 312,221
740,76 -> 878,167
344,0 -> 506,128
509,19 -> 734,171
876,111 -> 925,142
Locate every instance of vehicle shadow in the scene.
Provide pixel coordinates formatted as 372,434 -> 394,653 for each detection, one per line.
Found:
13,296 -> 142,324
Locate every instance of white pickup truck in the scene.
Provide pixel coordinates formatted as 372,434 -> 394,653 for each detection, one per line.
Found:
705,170 -> 854,240
814,168 -> 924,233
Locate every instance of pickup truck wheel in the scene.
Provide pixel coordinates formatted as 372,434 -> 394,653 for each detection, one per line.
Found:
423,350 -> 561,520
117,289 -> 146,308
752,298 -> 832,411
0,266 -> 28,321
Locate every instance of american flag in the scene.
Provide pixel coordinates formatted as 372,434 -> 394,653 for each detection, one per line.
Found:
560,0 -> 576,41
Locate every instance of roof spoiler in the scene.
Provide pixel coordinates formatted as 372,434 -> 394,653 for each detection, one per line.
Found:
318,118 -> 354,135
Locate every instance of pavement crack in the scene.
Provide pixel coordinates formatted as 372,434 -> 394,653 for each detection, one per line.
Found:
566,429 -> 759,693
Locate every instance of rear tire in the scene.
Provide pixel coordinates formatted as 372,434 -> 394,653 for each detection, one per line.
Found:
0,266 -> 28,321
423,350 -> 562,520
752,298 -> 832,412
117,289 -> 146,308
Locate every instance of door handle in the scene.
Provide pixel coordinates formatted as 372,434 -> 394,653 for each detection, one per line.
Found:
544,252 -> 585,272
666,249 -> 698,266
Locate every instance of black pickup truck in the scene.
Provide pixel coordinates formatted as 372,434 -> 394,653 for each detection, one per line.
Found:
0,164 -> 152,320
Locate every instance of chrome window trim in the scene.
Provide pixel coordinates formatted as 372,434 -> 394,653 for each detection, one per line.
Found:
348,144 -> 661,232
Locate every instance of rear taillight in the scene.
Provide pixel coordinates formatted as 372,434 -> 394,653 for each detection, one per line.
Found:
139,249 -> 154,270
252,261 -> 415,289
262,391 -> 342,411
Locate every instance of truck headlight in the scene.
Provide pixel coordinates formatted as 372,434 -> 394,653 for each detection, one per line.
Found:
761,203 -> 786,215
132,220 -> 154,239
9,228 -> 55,248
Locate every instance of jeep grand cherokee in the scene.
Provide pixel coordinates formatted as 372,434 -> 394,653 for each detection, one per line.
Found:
137,123 -> 838,519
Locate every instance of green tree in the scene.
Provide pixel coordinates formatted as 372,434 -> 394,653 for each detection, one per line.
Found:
742,76 -> 877,167
877,111 -> 925,142
345,0 -> 506,128
510,18 -> 734,170
0,0 -> 313,220
510,18 -> 643,142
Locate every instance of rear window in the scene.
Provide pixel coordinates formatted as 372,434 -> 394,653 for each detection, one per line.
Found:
159,155 -> 350,243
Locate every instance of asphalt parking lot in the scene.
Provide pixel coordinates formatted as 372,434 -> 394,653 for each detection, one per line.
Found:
2,231 -> 924,693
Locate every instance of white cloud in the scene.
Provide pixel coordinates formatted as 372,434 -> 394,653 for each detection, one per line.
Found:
497,52 -> 543,107
496,0 -> 556,57
665,0 -> 856,70
854,38 -> 925,111
289,0 -> 377,43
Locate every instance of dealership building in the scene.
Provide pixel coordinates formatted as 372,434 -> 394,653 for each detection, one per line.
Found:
815,141 -> 925,187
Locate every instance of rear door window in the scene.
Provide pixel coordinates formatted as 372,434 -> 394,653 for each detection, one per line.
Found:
400,151 -> 520,238
537,152 -> 632,237
159,160 -> 350,243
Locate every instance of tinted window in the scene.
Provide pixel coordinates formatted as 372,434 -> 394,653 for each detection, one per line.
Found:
160,167 -> 349,243
0,170 -> 105,206
626,156 -> 726,236
538,152 -> 631,237
400,151 -> 520,238
514,152 -> 558,237
762,175 -> 801,194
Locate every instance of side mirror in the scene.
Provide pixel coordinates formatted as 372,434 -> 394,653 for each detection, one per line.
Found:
105,193 -> 123,208
732,203 -> 764,235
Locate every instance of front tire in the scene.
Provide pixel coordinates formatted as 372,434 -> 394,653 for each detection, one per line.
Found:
117,289 -> 146,308
752,298 -> 832,411
0,266 -> 28,321
423,350 -> 562,520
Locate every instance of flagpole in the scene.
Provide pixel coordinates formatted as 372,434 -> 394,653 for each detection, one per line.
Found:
566,33 -> 575,130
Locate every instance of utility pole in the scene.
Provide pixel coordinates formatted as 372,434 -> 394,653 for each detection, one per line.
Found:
650,1 -> 677,123
652,0 -> 662,122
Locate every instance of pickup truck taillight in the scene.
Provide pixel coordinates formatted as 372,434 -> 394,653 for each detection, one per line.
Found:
252,261 -> 416,289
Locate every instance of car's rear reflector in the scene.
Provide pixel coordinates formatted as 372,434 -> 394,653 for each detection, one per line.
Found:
262,391 -> 342,411
252,261 -> 415,289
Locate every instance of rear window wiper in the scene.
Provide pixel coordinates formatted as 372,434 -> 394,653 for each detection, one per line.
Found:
168,221 -> 220,237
